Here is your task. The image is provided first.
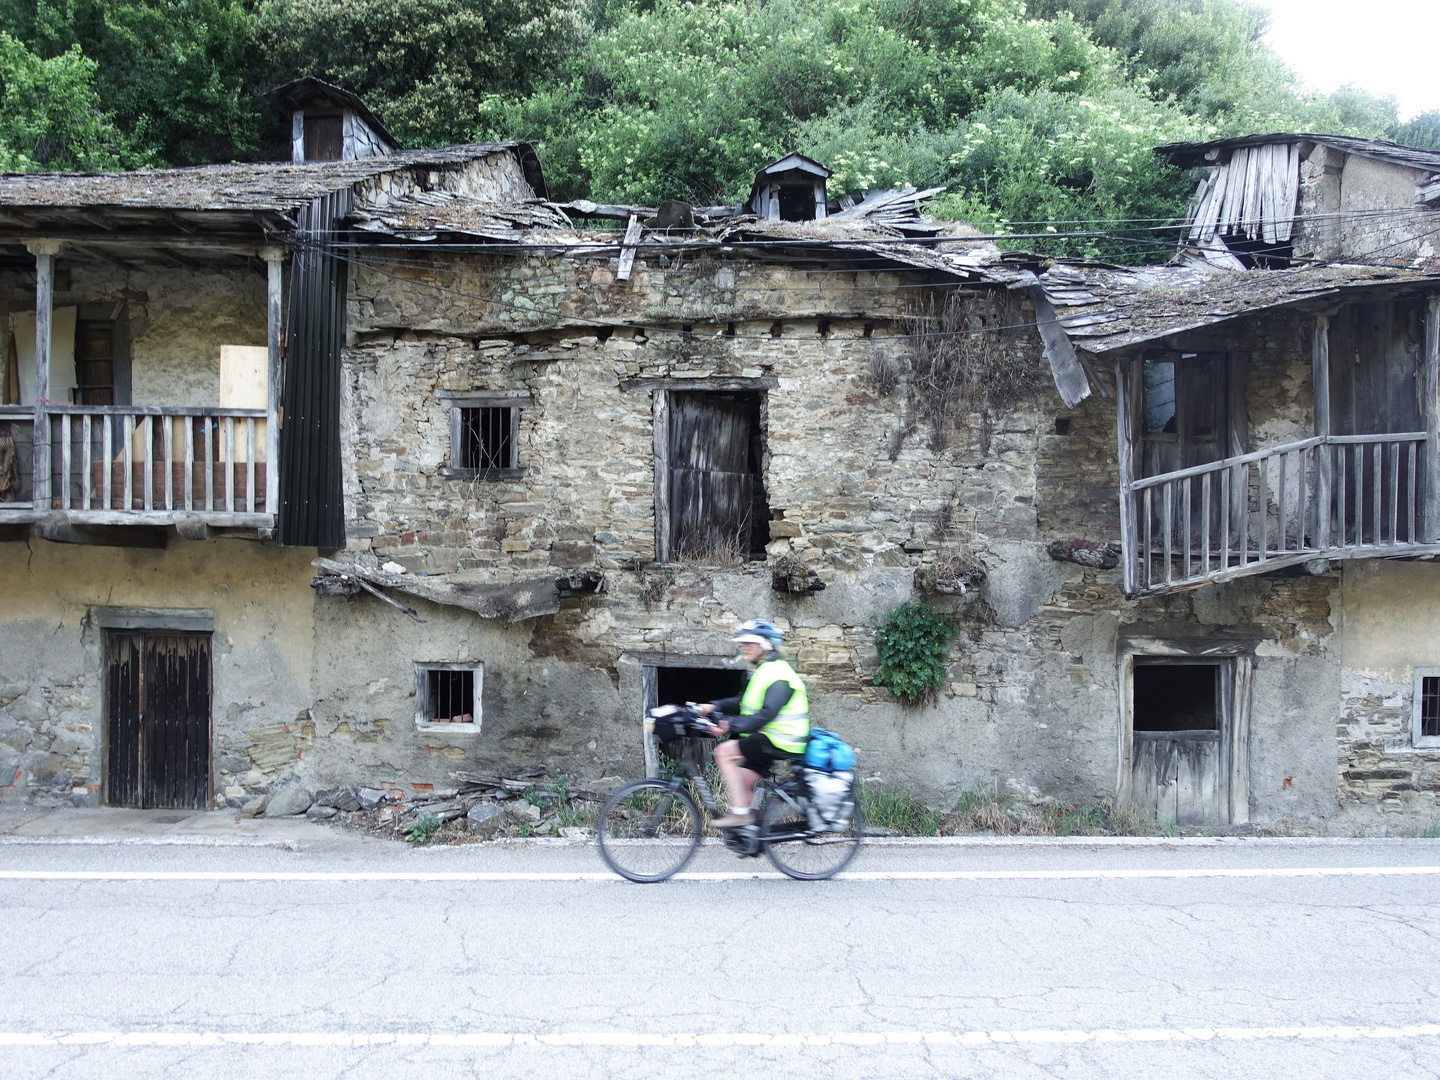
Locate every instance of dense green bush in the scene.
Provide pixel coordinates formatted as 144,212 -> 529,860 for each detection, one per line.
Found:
872,601 -> 955,704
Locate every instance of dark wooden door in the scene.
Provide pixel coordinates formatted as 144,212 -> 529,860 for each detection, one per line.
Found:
1329,300 -> 1423,543
106,631 -> 212,809
669,393 -> 755,560
1141,352 -> 1231,549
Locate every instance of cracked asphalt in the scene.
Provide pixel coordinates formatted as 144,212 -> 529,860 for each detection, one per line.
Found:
3,835 -> 1440,1078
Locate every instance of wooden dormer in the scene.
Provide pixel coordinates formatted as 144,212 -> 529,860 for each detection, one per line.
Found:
267,77 -> 398,163
746,153 -> 832,221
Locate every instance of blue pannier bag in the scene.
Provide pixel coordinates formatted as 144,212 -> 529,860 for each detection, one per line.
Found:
804,728 -> 856,771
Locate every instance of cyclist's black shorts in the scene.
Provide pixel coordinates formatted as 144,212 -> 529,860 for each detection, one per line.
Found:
736,732 -> 798,776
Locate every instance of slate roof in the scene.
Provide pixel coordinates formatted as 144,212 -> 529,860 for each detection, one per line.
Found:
1034,261 -> 1440,354
1157,134 -> 1440,176
0,143 -> 532,213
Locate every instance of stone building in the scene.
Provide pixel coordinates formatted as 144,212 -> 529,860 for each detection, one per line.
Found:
4,115 -> 1440,829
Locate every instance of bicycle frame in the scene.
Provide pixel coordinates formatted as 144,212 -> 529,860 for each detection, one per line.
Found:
662,740 -> 813,847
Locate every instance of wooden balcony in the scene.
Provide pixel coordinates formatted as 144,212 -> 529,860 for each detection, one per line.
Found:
0,405 -> 275,529
1121,432 -> 1440,596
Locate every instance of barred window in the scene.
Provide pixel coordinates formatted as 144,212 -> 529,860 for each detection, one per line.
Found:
437,391 -> 530,480
459,406 -> 515,470
1413,669 -> 1440,748
416,663 -> 482,731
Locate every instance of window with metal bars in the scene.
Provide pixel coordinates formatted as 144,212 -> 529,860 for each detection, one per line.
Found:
459,407 -> 515,470
1414,669 -> 1440,747
438,392 -> 529,479
417,664 -> 481,730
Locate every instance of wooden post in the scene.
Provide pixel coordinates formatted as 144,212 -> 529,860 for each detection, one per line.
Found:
1313,314 -> 1332,548
26,239 -> 61,510
1424,297 -> 1440,543
262,247 -> 284,516
1115,359 -> 1139,596
652,388 -> 670,562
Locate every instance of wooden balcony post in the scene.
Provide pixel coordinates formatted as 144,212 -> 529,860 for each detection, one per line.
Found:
1313,314 -> 1332,549
262,246 -> 284,516
1425,296 -> 1440,543
25,239 -> 61,510
1115,359 -> 1138,595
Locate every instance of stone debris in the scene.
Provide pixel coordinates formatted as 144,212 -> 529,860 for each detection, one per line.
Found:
264,785 -> 314,817
306,805 -> 338,819
356,787 -> 387,810
315,786 -> 363,812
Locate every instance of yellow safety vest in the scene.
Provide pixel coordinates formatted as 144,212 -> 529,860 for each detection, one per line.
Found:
738,658 -> 810,754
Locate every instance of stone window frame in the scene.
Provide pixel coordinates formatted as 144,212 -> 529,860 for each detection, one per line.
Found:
436,390 -> 531,481
1412,667 -> 1440,749
415,661 -> 483,735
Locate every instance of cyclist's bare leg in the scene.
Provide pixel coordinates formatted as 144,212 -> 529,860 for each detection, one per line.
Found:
713,739 -> 757,819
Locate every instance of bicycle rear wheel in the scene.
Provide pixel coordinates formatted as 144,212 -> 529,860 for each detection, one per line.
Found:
596,780 -> 702,882
761,788 -> 864,880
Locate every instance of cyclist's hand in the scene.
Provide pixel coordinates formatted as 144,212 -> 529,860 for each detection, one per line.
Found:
707,719 -> 730,737
696,703 -> 715,716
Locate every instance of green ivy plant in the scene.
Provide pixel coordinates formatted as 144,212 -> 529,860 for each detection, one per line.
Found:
872,602 -> 956,704
403,813 -> 442,844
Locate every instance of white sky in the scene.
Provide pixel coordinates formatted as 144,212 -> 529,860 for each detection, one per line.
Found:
1259,0 -> 1440,119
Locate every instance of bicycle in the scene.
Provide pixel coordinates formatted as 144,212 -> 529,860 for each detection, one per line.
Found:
596,704 -> 864,883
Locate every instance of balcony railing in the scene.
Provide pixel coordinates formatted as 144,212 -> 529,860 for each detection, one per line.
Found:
14,405 -> 275,526
1123,432 -> 1437,594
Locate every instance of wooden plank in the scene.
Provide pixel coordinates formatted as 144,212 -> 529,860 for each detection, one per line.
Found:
1201,471 -> 1212,574
1220,467 -> 1231,568
1258,143 -> 1277,246
616,214 -> 643,282
652,388 -> 669,562
1129,434 -> 1327,491
1115,361 -> 1139,595
59,413 -> 70,510
1277,451 -> 1287,552
1425,296 -> 1440,542
1028,281 -> 1090,408
1257,455 -> 1269,560
246,417 -> 256,515
1278,142 -> 1302,242
122,414 -> 133,512
1163,480 -> 1173,585
1183,476 -> 1192,579
183,416 -> 193,512
224,416 -> 234,513
163,415 -> 173,511
1242,144 -> 1263,238
81,414 -> 91,511
142,417 -> 153,511
204,415 -> 213,511
31,247 -> 54,510
102,413 -> 112,510
1219,151 -> 1246,235
1313,315 -> 1332,547
642,665 -> 660,779
1389,440 -> 1400,544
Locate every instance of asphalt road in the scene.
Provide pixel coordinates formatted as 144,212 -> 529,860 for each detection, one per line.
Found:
3,835 -> 1439,1078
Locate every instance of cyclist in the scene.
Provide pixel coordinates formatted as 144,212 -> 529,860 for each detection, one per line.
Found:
698,619 -> 809,828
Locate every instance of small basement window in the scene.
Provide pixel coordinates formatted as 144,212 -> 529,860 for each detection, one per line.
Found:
1133,662 -> 1219,732
1413,668 -> 1440,748
416,663 -> 482,732
437,391 -> 530,480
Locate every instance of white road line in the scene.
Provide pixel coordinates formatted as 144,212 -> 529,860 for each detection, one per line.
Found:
2,1026 -> 1439,1048
0,866 -> 1438,882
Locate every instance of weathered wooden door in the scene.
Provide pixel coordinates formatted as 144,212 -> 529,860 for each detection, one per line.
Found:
668,392 -> 755,560
1129,660 -> 1229,826
1329,300 -> 1423,543
1141,352 -> 1233,552
106,631 -> 212,809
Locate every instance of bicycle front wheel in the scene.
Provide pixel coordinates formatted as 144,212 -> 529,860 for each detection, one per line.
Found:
596,780 -> 702,883
761,789 -> 864,880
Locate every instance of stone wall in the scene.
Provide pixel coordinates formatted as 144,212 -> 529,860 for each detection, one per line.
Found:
1336,560 -> 1440,822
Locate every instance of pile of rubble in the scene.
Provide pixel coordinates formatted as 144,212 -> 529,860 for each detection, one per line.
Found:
243,767 -> 616,841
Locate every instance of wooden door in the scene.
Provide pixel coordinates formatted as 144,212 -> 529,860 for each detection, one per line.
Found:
106,631 -> 212,809
1329,301 -> 1423,543
668,393 -> 755,560
1128,661 -> 1229,826
1141,352 -> 1232,551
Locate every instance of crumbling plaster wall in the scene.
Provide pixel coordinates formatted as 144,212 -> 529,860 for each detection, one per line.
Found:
0,536 -> 315,807
1337,559 -> 1440,822
1295,145 -> 1436,264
